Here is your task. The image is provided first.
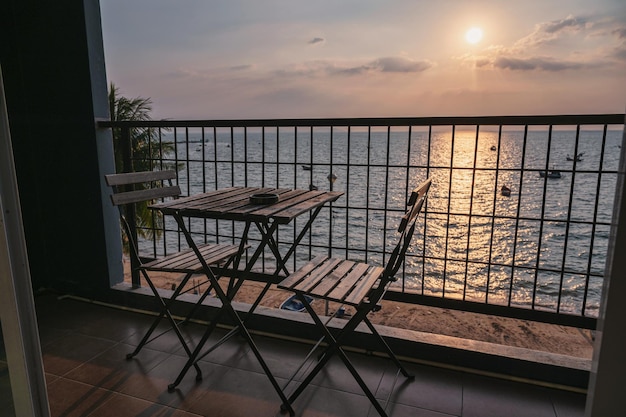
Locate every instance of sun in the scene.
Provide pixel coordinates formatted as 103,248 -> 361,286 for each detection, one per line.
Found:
465,27 -> 483,44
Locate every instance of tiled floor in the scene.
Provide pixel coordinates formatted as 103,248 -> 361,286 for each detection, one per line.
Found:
36,293 -> 587,417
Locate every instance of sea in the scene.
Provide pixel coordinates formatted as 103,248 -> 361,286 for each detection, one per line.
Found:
149,125 -> 624,318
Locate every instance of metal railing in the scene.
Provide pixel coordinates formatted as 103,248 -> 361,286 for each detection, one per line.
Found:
100,114 -> 625,329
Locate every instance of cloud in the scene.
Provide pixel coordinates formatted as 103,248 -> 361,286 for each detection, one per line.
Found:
461,14 -> 626,73
308,37 -> 325,45
229,64 -> 253,71
275,56 -> 432,77
370,57 -> 433,73
493,56 -> 589,71
514,14 -> 589,50
613,28 -> 626,40
613,45 -> 626,61
333,57 -> 432,75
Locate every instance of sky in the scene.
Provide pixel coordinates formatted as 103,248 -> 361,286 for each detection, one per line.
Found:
100,0 -> 626,120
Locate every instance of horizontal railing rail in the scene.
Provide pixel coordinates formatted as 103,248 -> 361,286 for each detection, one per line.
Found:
100,114 -> 625,329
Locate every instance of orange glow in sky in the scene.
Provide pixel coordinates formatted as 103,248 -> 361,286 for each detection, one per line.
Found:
100,1 -> 626,119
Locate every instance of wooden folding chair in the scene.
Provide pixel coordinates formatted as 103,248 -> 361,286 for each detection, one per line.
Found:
278,178 -> 431,417
105,170 -> 244,378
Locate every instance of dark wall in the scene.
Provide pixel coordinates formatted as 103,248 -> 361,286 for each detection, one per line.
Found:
0,0 -> 115,293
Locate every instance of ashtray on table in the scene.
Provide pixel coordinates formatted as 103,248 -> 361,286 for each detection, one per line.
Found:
249,193 -> 279,205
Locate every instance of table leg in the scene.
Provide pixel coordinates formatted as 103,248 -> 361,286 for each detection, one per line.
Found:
168,213 -> 295,416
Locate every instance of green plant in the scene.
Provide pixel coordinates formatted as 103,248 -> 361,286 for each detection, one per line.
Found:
108,83 -> 177,242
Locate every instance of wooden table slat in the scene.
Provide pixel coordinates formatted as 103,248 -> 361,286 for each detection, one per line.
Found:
151,187 -> 344,224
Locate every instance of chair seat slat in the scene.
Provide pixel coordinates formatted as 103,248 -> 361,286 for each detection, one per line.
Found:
309,260 -> 356,298
296,258 -> 343,293
143,243 -> 242,273
277,254 -> 328,290
344,266 -> 384,306
326,262 -> 371,304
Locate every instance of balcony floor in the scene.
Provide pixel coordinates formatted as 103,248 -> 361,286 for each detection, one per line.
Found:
36,292 -> 586,417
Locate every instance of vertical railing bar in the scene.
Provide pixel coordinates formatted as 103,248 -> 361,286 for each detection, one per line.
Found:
149,127 -> 159,257
275,126 -> 280,272
185,127 -> 191,195
229,127 -> 236,246
365,126 -> 372,262
212,126 -> 219,245
462,125 -> 481,301
201,127 -> 208,244
229,127 -> 235,186
382,126 -> 392,266
583,123 -> 609,315
308,126 -> 313,260
156,127 -> 164,171
485,125 -> 504,303
244,126 -> 249,187
172,127 -> 183,252
401,125 -> 413,292
329,126 -> 335,259
276,126 -> 280,187
156,127 -> 167,258
421,125 -> 433,294
261,126 -> 266,187
557,124 -> 581,313
201,127 -> 206,193
508,125 -> 529,306
345,126 -> 351,259
184,127 -> 192,249
532,124 -> 554,309
243,126 -> 249,255
293,126 -> 298,189
442,125 -> 455,297
293,126 -> 298,271
120,125 -> 141,287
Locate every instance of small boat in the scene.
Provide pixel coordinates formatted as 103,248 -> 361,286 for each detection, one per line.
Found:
500,185 -> 511,196
301,165 -> 312,171
566,152 -> 584,162
539,169 -> 562,179
490,145 -> 497,151
279,294 -> 314,312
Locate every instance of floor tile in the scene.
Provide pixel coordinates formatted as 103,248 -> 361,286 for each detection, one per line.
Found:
185,367 -> 289,417
217,333 -> 318,379
551,389 -> 586,417
121,319 -> 200,355
290,383 -> 373,417
367,401 -> 459,417
47,377 -> 116,417
86,392 -> 177,417
73,307 -> 154,342
63,342 -> 169,391
462,374 -> 556,417
119,353 -> 230,410
302,349 -> 389,396
34,294 -> 588,417
376,362 -> 463,416
42,332 -> 117,377
187,326 -> 254,368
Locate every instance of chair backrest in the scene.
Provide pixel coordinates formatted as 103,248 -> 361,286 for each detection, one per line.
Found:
105,170 -> 181,264
382,178 -> 431,283
105,170 -> 181,206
